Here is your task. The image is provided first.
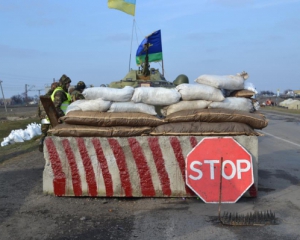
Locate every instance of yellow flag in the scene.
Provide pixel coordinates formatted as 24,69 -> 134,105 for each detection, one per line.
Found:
108,0 -> 136,16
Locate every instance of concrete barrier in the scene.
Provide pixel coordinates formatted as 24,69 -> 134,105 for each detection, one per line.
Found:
43,136 -> 258,198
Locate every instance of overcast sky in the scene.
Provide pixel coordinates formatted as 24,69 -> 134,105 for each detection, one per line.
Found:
0,0 -> 300,98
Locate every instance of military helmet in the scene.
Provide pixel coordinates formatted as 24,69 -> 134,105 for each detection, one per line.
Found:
59,74 -> 71,85
76,81 -> 86,90
173,74 -> 189,86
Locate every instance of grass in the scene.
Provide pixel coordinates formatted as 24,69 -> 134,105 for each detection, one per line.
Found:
261,106 -> 300,115
0,117 -> 40,163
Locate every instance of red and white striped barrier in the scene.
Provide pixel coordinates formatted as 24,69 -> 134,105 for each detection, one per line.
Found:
43,136 -> 258,198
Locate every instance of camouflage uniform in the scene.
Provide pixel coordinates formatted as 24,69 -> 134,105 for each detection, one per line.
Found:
38,82 -> 58,152
52,74 -> 72,117
71,81 -> 86,102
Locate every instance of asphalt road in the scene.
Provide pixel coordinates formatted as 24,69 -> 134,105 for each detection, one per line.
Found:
1,110 -> 300,239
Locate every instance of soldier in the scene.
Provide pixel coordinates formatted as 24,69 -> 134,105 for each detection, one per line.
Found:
37,82 -> 58,152
71,81 -> 86,101
51,74 -> 72,118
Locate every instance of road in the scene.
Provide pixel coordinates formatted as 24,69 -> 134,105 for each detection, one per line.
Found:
1,110 -> 300,240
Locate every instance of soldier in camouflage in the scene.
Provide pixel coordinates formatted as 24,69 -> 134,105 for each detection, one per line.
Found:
51,74 -> 72,118
71,81 -> 86,101
37,82 -> 58,152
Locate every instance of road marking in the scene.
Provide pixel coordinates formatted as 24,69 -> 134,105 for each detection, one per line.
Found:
258,130 -> 300,148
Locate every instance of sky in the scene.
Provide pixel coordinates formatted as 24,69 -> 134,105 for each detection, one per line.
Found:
0,0 -> 300,98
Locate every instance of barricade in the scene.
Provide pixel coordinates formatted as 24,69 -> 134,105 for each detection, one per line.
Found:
43,136 -> 258,198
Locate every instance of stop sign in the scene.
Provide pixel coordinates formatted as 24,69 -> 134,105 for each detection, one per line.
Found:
186,137 -> 253,203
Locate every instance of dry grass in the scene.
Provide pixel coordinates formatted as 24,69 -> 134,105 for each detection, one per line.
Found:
261,106 -> 300,115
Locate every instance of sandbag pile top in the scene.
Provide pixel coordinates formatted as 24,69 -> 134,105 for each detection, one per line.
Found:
48,71 -> 268,138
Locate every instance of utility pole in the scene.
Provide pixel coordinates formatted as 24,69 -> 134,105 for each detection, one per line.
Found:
0,80 -> 7,112
37,89 -> 42,97
25,84 -> 28,105
24,84 -> 36,105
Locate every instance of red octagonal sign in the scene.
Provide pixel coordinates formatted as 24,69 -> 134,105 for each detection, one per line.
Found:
186,137 -> 253,203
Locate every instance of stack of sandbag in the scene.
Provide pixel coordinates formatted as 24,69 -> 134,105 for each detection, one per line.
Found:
163,71 -> 256,116
1,123 -> 41,146
49,86 -> 181,137
151,109 -> 267,136
48,74 -> 268,138
67,86 -> 181,115
155,72 -> 265,136
50,112 -> 165,137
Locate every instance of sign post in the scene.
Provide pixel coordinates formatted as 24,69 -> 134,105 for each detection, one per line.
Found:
186,137 -> 253,203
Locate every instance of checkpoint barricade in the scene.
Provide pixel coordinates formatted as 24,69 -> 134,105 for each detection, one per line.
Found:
43,136 -> 258,199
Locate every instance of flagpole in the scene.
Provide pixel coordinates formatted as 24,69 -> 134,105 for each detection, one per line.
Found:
129,19 -> 135,72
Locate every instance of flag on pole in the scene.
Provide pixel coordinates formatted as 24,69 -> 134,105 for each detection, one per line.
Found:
108,0 -> 136,16
136,30 -> 163,65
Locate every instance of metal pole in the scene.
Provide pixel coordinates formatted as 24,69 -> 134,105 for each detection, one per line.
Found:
25,84 -> 28,105
0,80 -> 7,112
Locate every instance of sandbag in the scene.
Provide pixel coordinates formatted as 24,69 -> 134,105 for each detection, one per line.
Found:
82,86 -> 134,102
48,124 -> 152,137
229,89 -> 255,98
161,100 -> 211,116
209,97 -> 254,112
244,82 -> 258,93
108,102 -> 157,115
66,99 -> 111,114
131,87 -> 181,105
165,109 -> 268,129
195,72 -> 248,90
176,83 -> 224,102
61,111 -> 165,127
150,122 -> 260,136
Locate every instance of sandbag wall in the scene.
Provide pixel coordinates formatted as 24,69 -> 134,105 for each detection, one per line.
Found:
48,72 -> 268,137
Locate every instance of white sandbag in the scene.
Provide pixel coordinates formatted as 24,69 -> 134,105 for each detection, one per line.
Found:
20,128 -> 31,140
253,100 -> 260,111
66,100 -> 85,114
9,130 -> 24,143
209,97 -> 254,112
79,99 -> 111,112
1,122 -> 41,147
108,102 -> 157,115
1,137 -> 10,146
244,82 -> 257,94
26,123 -> 41,138
195,71 -> 248,90
161,100 -> 211,116
83,86 -> 134,102
66,99 -> 111,114
131,87 -> 181,105
176,83 -> 224,102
